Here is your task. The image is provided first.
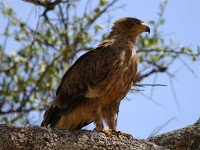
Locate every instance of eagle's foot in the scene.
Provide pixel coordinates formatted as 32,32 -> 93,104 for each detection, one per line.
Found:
95,128 -> 132,138
101,129 -> 113,136
108,130 -> 132,138
95,128 -> 115,136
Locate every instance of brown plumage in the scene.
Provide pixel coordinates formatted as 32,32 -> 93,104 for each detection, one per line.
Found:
41,17 -> 150,135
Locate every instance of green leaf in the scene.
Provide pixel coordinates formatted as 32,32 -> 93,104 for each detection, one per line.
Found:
15,34 -> 20,41
11,51 -> 17,56
192,56 -> 196,61
94,8 -> 100,13
13,74 -> 18,82
11,18 -> 19,25
148,20 -> 155,25
1,1 -> 6,10
160,19 -> 165,24
180,47 -> 185,53
46,29 -> 52,38
94,24 -> 104,33
11,114 -> 23,124
2,117 -> 9,124
0,45 -> 2,52
99,0 -> 108,6
40,63 -> 46,73
20,23 -> 25,29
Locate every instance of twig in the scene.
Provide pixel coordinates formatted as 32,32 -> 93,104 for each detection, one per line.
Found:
0,108 -> 45,115
58,3 -> 69,46
16,55 -> 60,113
148,117 -> 176,138
23,0 -> 61,16
178,56 -> 197,78
134,65 -> 168,83
150,74 -> 158,98
0,61 -> 25,73
139,93 -> 166,109
2,16 -> 11,51
137,48 -> 200,58
73,0 -> 118,46
134,84 -> 167,87
168,76 -> 180,110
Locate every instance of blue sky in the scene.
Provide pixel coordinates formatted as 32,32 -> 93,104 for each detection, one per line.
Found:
1,0 -> 200,139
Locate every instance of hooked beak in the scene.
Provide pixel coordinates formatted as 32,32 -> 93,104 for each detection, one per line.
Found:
141,22 -> 150,34
145,26 -> 150,34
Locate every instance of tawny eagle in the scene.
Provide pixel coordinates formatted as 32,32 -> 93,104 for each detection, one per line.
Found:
41,17 -> 150,136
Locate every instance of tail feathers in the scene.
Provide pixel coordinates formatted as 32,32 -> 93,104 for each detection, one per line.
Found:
41,105 -> 61,127
41,105 -> 92,130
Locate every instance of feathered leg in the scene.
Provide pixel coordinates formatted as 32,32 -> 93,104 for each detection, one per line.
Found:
102,102 -> 132,138
94,105 -> 114,136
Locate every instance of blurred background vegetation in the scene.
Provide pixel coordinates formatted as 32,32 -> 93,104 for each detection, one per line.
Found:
0,0 -> 199,128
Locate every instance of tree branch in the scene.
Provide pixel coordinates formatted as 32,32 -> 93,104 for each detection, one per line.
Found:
0,108 -> 45,115
0,121 -> 200,149
148,120 -> 200,150
0,124 -> 168,150
23,0 -> 61,10
134,65 -> 168,84
22,0 -> 61,16
72,0 -> 118,46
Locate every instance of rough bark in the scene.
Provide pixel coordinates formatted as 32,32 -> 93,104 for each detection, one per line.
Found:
0,121 -> 200,150
148,119 -> 200,150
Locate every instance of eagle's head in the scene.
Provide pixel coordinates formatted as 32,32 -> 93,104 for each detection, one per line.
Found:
111,17 -> 150,41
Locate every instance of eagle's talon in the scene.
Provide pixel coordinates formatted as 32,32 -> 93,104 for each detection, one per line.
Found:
118,131 -> 133,139
98,129 -> 132,139
116,131 -> 121,137
102,129 -> 112,137
95,128 -> 112,137
109,129 -> 132,138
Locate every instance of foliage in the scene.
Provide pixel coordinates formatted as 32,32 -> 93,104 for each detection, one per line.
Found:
0,0 -> 199,125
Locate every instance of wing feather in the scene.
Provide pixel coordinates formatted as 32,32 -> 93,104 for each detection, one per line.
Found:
54,46 -> 112,108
